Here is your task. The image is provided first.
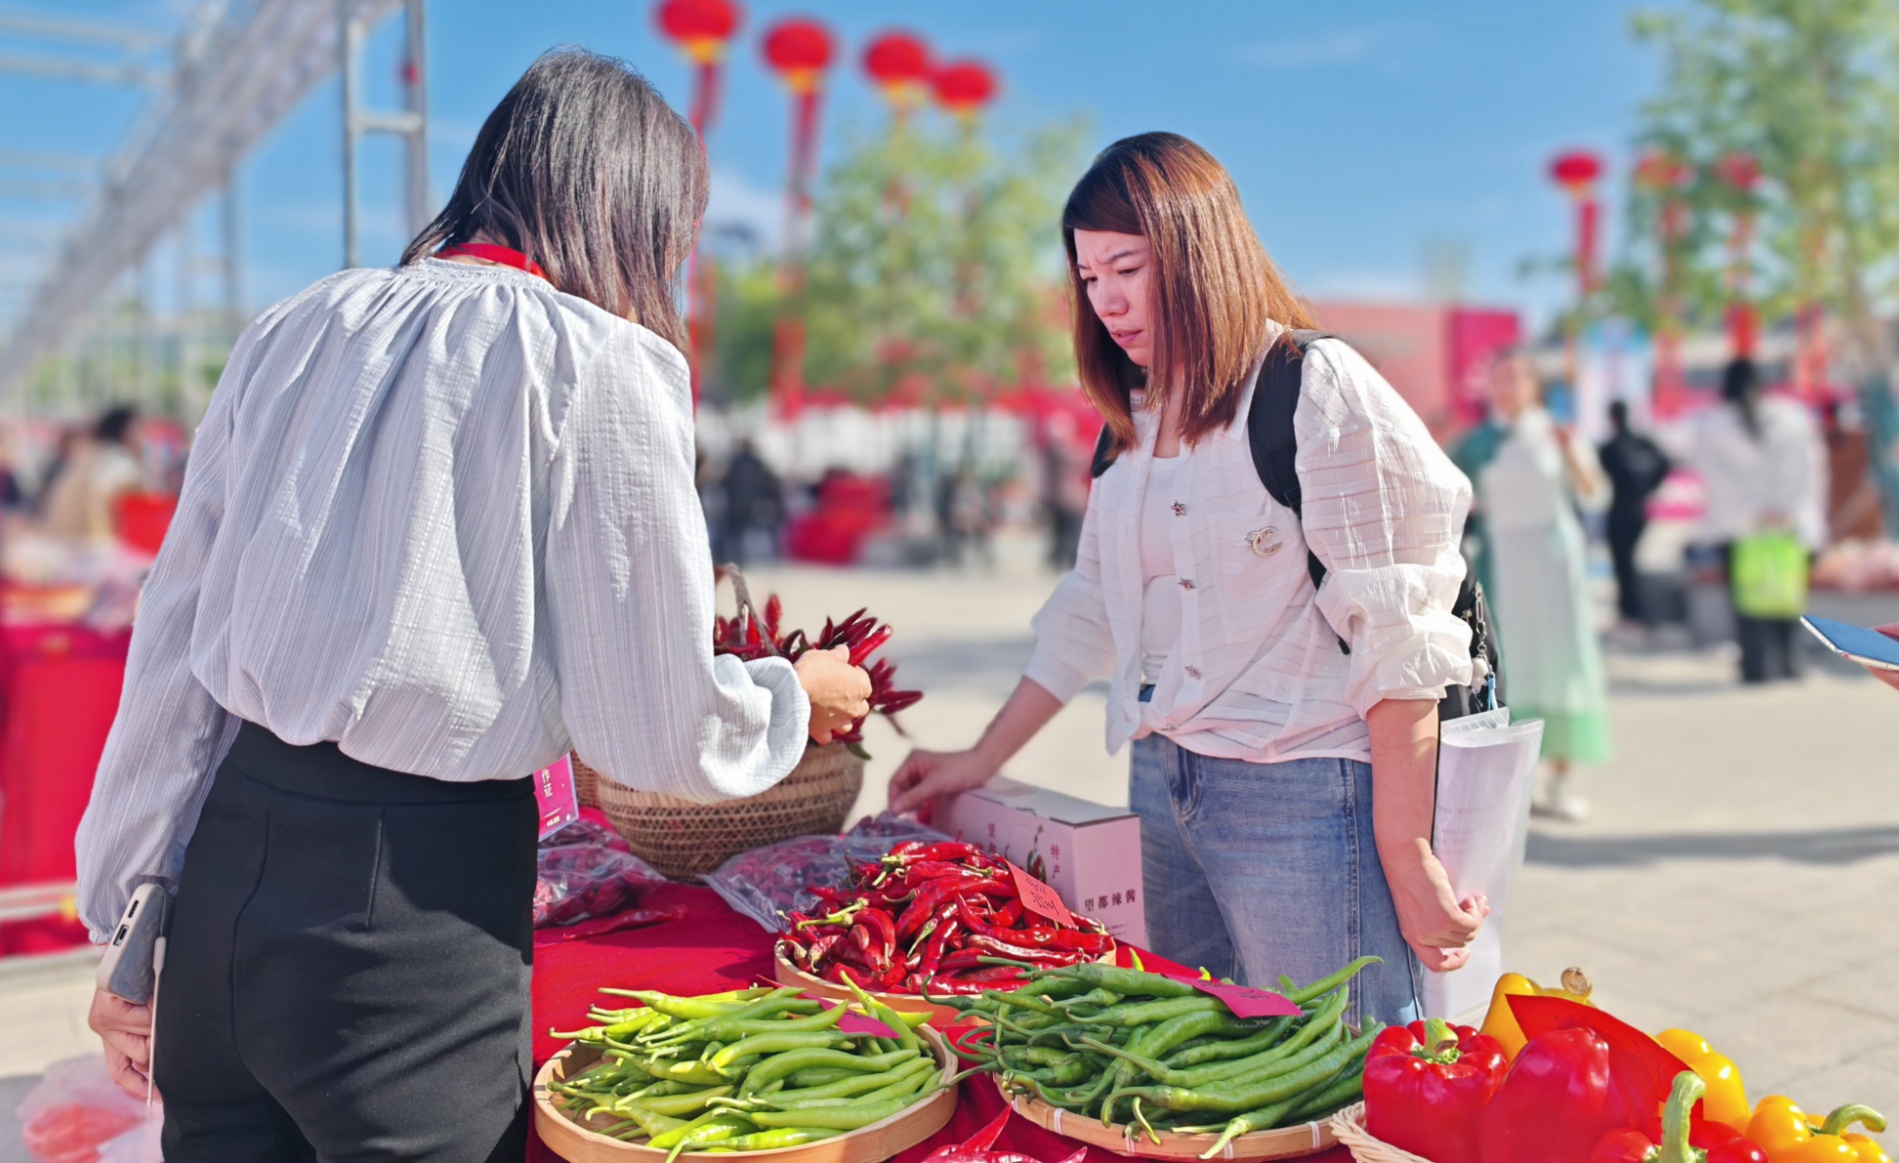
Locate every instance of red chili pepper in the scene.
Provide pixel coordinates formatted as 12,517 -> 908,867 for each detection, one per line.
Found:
922,977 -> 993,996
964,932 -> 1084,964
885,841 -> 981,865
947,965 -> 1031,984
896,877 -> 980,940
919,916 -> 961,979
994,899 -> 1023,927
554,904 -> 689,941
1362,1018 -> 1507,1163
1045,929 -> 1113,954
849,623 -> 893,666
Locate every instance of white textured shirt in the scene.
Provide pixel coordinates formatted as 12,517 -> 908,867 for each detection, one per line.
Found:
75,259 -> 810,937
1691,395 -> 1828,551
1024,332 -> 1474,763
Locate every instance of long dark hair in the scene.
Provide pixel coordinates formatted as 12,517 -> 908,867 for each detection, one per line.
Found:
1721,357 -> 1762,440
401,49 -> 708,352
1062,132 -> 1316,455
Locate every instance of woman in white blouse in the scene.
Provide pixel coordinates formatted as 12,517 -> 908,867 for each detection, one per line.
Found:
78,51 -> 868,1160
890,133 -> 1485,1026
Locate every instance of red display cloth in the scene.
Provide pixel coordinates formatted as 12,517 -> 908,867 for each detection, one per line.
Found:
0,622 -> 129,955
528,886 -> 1349,1163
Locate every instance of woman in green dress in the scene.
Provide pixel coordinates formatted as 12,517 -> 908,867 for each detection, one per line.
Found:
1477,350 -> 1613,820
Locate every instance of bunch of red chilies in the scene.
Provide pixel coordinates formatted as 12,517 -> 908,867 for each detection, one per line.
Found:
778,840 -> 1114,996
713,594 -> 922,748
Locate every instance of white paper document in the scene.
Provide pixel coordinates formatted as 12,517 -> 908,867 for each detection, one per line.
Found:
1420,709 -> 1545,1022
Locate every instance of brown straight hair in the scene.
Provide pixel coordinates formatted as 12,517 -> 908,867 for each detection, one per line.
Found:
400,49 -> 708,352
1062,132 -> 1316,454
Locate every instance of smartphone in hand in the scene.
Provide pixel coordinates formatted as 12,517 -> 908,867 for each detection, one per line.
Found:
96,884 -> 169,1005
1800,614 -> 1899,673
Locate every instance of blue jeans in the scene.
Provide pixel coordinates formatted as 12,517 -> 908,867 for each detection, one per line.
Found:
1128,733 -> 1422,1029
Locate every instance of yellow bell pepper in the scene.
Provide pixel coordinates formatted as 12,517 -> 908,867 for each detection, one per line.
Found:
1480,967 -> 1595,1060
1845,1134 -> 1892,1163
1747,1096 -> 1888,1163
1655,1028 -> 1751,1134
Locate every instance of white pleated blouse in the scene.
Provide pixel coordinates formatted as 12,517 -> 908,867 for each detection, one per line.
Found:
1024,330 -> 1475,764
75,259 -> 810,938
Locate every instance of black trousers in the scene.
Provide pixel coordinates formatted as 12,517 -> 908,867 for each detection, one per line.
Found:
154,721 -> 537,1162
1716,543 -> 1803,684
1607,511 -> 1647,623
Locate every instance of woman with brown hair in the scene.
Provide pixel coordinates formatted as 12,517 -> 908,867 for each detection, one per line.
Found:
891,132 -> 1485,1027
76,49 -> 868,1160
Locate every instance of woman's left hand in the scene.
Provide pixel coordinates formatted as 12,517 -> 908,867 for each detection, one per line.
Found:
1870,625 -> 1899,692
1386,844 -> 1490,972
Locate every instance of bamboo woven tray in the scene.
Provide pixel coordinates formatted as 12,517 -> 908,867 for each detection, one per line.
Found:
1326,1107 -> 1428,1163
533,1025 -> 958,1163
1004,1091 -> 1354,1161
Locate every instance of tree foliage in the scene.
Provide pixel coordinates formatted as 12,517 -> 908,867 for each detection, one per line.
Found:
1621,0 -> 1899,369
703,118 -> 1084,406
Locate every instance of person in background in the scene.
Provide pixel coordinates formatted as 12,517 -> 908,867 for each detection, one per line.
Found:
1479,350 -> 1613,821
888,132 -> 1487,1029
1692,357 -> 1827,684
717,438 -> 783,565
75,51 -> 870,1159
1448,391 -> 1508,600
41,404 -> 144,545
1597,399 -> 1672,628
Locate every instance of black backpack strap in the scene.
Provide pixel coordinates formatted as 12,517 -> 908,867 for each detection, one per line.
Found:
1247,329 -> 1335,600
1089,422 -> 1116,479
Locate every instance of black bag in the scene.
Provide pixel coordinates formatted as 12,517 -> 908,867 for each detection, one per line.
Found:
1090,330 -> 1501,721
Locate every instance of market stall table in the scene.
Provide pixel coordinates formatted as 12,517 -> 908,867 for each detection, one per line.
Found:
529,884 -> 1351,1163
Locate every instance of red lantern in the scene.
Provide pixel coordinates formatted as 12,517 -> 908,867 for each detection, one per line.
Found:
863,31 -> 931,104
1718,153 -> 1762,359
762,17 -> 835,94
1549,150 -> 1604,196
931,60 -> 998,117
655,0 -> 740,63
1636,151 -> 1692,418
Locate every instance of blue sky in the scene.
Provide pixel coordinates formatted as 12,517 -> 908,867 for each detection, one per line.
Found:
2,0 -> 1668,330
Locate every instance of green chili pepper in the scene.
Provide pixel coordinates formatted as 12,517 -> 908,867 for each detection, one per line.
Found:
1106,1023 -> 1381,1114
747,1090 -> 939,1131
596,987 -> 773,1020
1284,956 -> 1380,1005
1033,964 -> 1201,998
738,1059 -> 933,1108
1162,1014 -> 1299,1068
708,1031 -> 855,1074
783,1067 -> 858,1088
737,1047 -> 918,1095
612,1086 -> 734,1118
708,1128 -> 839,1151
649,1111 -> 754,1152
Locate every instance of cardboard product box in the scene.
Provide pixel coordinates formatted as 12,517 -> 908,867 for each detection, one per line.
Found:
938,777 -> 1148,947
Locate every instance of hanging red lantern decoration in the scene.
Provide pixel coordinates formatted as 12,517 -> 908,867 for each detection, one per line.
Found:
1549,150 -> 1604,196
931,60 -> 999,117
762,17 -> 835,94
655,0 -> 741,64
863,31 -> 932,104
1636,151 -> 1692,418
1718,152 -> 1763,360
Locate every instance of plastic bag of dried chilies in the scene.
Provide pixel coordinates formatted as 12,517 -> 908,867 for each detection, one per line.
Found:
704,813 -> 951,932
712,570 -> 922,760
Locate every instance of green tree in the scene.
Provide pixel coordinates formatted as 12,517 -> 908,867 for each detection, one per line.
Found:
1624,0 -> 1899,351
1625,0 -> 1899,528
795,118 -> 1082,405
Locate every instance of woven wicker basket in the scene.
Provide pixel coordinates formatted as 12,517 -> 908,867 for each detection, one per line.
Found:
594,743 -> 863,881
572,754 -> 602,809
1327,1106 -> 1430,1163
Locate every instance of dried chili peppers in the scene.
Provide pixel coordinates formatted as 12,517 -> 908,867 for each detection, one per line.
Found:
777,840 -> 1114,994
712,587 -> 923,756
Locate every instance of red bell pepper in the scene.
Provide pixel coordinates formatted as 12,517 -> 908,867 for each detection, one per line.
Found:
1589,1071 -> 1770,1163
1363,1017 -> 1508,1163
1508,994 -> 1691,1137
1479,1027 -> 1627,1163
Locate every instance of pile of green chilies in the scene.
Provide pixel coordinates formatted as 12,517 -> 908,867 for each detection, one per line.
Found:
940,956 -> 1385,1160
548,983 -> 948,1158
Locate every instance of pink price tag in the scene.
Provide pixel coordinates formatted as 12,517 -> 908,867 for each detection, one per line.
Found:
1006,861 -> 1074,927
816,1000 -> 898,1038
1165,974 -> 1303,1019
532,755 -> 580,839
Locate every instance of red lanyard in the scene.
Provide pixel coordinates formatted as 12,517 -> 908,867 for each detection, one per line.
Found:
436,242 -> 549,282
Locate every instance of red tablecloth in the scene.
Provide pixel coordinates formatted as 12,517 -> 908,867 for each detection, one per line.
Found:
529,885 -> 1350,1163
0,622 -> 130,954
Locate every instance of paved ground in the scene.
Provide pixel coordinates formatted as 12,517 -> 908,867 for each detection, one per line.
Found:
5,534 -> 1895,1153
